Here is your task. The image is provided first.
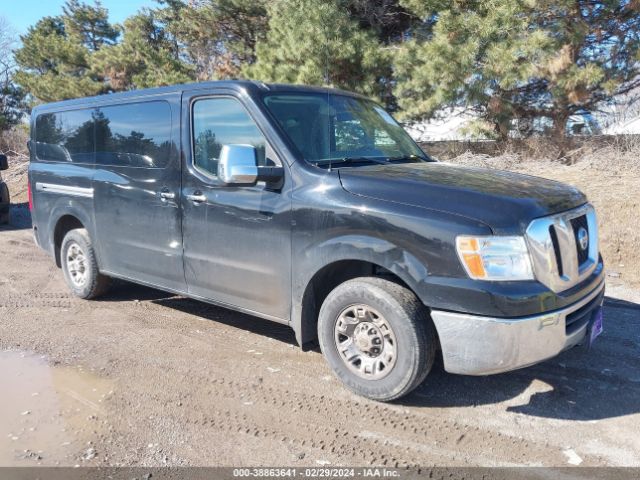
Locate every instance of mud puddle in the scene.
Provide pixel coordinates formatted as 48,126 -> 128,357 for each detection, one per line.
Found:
0,350 -> 114,465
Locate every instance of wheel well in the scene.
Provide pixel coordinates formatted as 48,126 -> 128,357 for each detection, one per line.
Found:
53,215 -> 84,267
299,260 -> 411,347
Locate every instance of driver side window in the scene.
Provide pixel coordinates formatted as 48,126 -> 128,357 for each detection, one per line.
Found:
192,97 -> 267,177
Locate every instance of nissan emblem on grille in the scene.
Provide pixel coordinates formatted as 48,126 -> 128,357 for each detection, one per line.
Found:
577,226 -> 589,251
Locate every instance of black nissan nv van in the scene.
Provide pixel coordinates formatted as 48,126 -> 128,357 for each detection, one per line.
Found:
28,81 -> 605,401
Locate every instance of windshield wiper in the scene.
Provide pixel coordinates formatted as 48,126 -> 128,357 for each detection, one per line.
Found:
385,154 -> 429,163
309,156 -> 389,167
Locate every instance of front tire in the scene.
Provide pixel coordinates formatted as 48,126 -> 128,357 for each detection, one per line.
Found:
60,228 -> 110,299
318,277 -> 437,402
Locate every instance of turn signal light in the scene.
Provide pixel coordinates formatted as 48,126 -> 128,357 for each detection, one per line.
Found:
456,235 -> 534,281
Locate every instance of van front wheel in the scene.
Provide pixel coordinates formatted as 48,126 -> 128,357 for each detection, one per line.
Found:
318,277 -> 437,402
61,228 -> 110,299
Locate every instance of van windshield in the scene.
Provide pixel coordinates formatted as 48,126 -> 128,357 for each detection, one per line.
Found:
263,93 -> 429,165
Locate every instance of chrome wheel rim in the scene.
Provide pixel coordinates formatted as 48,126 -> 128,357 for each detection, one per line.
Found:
333,304 -> 397,380
66,242 -> 88,288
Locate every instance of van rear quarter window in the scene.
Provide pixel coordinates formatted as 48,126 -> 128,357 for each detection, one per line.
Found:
35,109 -> 94,163
35,101 -> 172,168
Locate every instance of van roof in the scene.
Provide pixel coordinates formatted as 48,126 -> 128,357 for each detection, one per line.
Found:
31,80 -> 367,114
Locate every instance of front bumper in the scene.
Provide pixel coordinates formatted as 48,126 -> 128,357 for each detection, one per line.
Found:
430,279 -> 605,375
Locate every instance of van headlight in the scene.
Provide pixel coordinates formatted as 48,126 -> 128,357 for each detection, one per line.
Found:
456,235 -> 534,281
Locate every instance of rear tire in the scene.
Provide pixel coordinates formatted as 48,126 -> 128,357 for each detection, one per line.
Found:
318,277 -> 437,402
60,228 -> 110,299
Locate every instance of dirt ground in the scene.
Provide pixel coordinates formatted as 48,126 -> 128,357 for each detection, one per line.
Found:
0,159 -> 639,468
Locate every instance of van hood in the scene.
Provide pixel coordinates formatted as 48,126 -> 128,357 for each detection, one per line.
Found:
338,162 -> 587,232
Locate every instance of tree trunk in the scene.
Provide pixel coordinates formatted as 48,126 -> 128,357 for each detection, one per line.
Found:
551,112 -> 571,160
494,120 -> 510,142
552,114 -> 569,140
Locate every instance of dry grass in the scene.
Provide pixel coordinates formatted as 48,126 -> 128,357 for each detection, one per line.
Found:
446,138 -> 640,287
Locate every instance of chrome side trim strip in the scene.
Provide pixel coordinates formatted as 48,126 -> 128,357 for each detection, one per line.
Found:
35,182 -> 94,199
525,203 -> 598,293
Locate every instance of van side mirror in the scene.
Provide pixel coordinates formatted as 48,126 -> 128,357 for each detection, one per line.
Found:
0,154 -> 8,171
217,145 -> 283,187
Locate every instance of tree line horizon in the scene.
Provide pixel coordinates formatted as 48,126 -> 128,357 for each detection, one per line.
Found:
2,0 -> 639,140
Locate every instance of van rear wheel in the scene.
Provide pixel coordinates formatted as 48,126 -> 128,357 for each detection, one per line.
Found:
61,228 -> 110,299
318,277 -> 436,402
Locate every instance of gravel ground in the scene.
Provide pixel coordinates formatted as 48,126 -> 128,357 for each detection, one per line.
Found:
0,218 -> 639,468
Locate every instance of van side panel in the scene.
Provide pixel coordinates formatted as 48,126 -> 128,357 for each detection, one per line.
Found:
29,94 -> 186,292
92,95 -> 186,291
179,88 -> 294,320
30,160 -> 96,258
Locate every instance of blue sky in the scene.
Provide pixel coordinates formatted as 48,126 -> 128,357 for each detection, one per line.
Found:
1,0 -> 158,36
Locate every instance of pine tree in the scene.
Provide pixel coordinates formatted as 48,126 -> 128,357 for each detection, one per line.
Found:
347,0 -> 419,44
395,0 -> 640,139
0,83 -> 27,131
91,12 -> 195,91
157,0 -> 268,80
14,1 -> 118,102
244,0 -> 391,104
62,0 -> 118,51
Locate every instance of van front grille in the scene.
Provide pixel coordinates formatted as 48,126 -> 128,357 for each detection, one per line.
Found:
525,204 -> 598,293
549,225 -> 563,277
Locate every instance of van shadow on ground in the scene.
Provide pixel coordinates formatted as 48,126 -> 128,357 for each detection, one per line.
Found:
95,278 -> 640,422
101,281 -> 297,345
